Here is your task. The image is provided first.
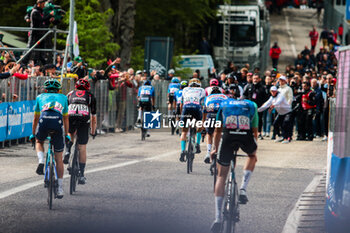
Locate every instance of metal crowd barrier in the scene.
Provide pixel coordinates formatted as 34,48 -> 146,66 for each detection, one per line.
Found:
0,76 -> 172,147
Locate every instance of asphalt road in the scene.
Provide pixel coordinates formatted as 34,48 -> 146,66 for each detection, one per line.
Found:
0,7 -> 328,233
0,129 -> 326,233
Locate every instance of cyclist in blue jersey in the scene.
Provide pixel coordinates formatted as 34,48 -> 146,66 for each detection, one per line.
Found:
30,79 -> 71,198
167,77 -> 181,118
179,78 -> 206,162
203,86 -> 228,164
136,80 -> 155,135
175,80 -> 188,118
210,86 -> 258,232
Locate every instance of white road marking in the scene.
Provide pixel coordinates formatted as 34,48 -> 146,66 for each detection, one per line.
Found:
285,14 -> 297,57
0,151 -> 177,200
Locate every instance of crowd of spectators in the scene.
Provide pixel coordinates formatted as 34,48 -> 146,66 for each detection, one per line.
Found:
211,40 -> 337,143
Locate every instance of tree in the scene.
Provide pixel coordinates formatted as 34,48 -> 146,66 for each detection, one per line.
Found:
61,0 -> 119,68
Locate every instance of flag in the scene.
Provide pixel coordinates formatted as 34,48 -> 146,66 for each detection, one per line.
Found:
73,21 -> 79,57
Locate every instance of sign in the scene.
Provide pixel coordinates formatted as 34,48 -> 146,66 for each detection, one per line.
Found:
7,102 -> 23,140
143,110 -> 161,129
0,103 -> 8,142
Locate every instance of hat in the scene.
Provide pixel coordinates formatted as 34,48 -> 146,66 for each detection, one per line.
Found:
74,56 -> 83,63
168,69 -> 175,74
279,76 -> 287,81
270,86 -> 278,91
247,72 -> 253,76
136,70 -> 142,75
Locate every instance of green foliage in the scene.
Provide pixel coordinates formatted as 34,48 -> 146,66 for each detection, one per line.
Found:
172,55 -> 193,79
130,46 -> 145,71
135,0 -> 219,54
60,0 -> 119,68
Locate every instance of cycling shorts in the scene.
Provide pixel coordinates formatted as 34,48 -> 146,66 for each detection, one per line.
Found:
205,114 -> 217,135
217,129 -> 257,167
180,105 -> 202,123
168,94 -> 175,105
36,110 -> 64,153
69,118 -> 90,145
139,101 -> 152,112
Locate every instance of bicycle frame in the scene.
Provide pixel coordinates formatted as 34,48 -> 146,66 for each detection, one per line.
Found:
44,137 -> 58,187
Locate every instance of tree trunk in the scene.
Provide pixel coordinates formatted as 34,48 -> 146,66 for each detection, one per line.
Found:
101,0 -> 136,70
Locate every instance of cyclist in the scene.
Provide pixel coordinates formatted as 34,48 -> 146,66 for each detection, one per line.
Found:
63,79 -> 97,185
30,78 -> 70,199
167,77 -> 181,118
136,80 -> 155,135
179,78 -> 206,162
210,85 -> 258,232
205,78 -> 224,96
203,86 -> 228,164
175,80 -> 188,118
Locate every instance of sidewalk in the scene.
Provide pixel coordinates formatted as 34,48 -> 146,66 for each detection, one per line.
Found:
284,172 -> 327,233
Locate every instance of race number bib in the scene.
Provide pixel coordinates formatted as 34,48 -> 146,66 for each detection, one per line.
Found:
238,115 -> 250,130
225,115 -> 237,129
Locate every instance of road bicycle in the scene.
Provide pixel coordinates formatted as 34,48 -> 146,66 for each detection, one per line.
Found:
185,127 -> 196,174
213,146 -> 247,233
42,131 -> 60,210
67,139 -> 80,195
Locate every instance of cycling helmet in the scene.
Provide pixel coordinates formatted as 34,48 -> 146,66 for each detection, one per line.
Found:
171,77 -> 180,83
228,84 -> 240,98
180,80 -> 188,89
143,80 -> 151,86
44,78 -> 61,92
75,79 -> 90,91
189,78 -> 201,87
209,79 -> 219,86
211,86 -> 221,94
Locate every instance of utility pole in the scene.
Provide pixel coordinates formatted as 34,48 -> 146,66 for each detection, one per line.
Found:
61,0 -> 75,78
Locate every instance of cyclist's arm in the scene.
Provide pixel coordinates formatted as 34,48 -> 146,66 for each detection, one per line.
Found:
63,115 -> 69,135
91,115 -> 97,135
251,103 -> 259,141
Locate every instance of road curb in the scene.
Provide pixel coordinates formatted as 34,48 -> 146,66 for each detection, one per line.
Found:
282,171 -> 326,233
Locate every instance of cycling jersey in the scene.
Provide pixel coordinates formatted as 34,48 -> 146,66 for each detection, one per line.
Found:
180,87 -> 206,109
174,89 -> 183,105
204,93 -> 228,117
217,99 -> 258,131
67,90 -> 97,122
138,85 -> 155,103
205,86 -> 225,96
34,93 -> 68,116
168,83 -> 181,95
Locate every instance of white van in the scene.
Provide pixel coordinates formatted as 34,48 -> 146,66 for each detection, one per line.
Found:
178,55 -> 215,81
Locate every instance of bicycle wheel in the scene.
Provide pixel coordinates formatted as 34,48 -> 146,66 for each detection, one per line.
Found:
187,130 -> 193,174
48,161 -> 54,210
171,117 -> 175,135
213,157 -> 217,193
70,149 -> 78,194
223,177 -> 239,233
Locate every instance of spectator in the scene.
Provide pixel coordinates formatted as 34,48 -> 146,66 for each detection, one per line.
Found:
277,76 -> 293,105
298,81 -> 316,141
338,23 -> 343,44
22,0 -> 54,66
71,56 -> 88,79
166,69 -> 175,81
243,73 -> 268,139
258,86 -> 293,144
311,78 -> 324,138
199,37 -> 211,55
55,54 -> 63,71
327,29 -> 337,51
309,26 -> 319,52
262,74 -> 273,137
269,42 -> 282,69
320,28 -> 329,49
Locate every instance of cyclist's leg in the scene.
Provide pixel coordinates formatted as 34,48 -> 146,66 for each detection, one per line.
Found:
136,101 -> 143,125
64,118 -> 76,163
180,107 -> 189,161
239,133 -> 258,203
35,115 -> 49,175
77,122 -> 89,181
213,132 -> 233,224
204,129 -> 214,163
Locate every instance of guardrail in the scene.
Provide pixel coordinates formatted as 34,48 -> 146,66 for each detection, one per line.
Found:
0,76 -> 172,148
